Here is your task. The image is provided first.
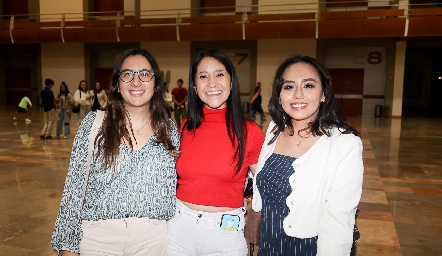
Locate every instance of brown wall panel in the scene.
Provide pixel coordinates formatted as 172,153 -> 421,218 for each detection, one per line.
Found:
0,31 -> 12,43
408,17 -> 442,36
360,19 -> 405,37
207,24 -> 242,40
280,21 -> 316,38
86,28 -> 117,42
245,23 -> 281,39
118,27 -> 150,42
95,68 -> 113,90
341,99 -> 363,116
319,19 -> 405,38
37,29 -> 63,42
119,26 -> 177,42
63,28 -> 88,42
179,25 -> 212,41
318,20 -> 362,38
11,29 -> 38,43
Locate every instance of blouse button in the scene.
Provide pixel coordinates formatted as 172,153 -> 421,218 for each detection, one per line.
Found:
288,225 -> 292,228
198,214 -> 202,218
291,201 -> 295,205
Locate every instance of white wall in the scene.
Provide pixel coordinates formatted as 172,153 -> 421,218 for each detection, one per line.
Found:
39,0 -> 83,20
140,41 -> 191,89
324,47 -> 387,117
40,43 -> 85,95
257,38 -> 317,113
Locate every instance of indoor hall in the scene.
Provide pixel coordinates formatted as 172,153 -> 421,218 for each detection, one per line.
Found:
1,0 -> 442,255
0,105 -> 441,255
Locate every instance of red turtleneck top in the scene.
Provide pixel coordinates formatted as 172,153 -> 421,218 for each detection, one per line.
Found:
176,107 -> 265,208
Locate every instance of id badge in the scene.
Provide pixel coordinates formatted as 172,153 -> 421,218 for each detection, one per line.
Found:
220,214 -> 240,232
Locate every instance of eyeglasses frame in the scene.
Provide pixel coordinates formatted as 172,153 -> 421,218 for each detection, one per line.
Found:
118,69 -> 155,83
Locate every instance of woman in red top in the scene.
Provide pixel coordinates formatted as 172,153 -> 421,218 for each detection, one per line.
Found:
167,48 -> 265,256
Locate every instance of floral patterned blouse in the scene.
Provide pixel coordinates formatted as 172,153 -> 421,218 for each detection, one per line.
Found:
51,111 -> 179,255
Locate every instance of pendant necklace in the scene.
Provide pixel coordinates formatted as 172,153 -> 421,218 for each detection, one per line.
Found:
134,119 -> 149,136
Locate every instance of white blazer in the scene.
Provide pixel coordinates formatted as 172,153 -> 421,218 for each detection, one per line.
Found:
252,121 -> 364,255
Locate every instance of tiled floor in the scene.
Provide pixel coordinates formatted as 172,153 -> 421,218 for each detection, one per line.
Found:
0,105 -> 441,256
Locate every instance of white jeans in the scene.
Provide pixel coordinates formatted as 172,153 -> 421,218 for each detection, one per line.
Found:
80,217 -> 167,256
167,200 -> 248,256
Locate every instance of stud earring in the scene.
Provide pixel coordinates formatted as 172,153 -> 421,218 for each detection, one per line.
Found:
118,87 -> 120,93
321,99 -> 325,102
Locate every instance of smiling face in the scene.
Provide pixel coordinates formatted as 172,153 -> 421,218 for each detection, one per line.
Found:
280,62 -> 325,124
195,57 -> 231,110
118,54 -> 155,110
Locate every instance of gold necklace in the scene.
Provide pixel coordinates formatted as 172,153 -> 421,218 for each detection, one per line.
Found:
134,119 -> 149,135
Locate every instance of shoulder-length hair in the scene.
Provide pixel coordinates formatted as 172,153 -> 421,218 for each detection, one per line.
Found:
77,80 -> 89,92
97,47 -> 179,170
185,48 -> 247,175
268,55 -> 360,144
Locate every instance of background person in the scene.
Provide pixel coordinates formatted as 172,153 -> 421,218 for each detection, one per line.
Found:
167,48 -> 265,256
249,81 -> 266,123
51,47 -> 179,256
40,78 -> 57,140
252,55 -> 363,255
74,79 -> 91,125
171,78 -> 188,127
90,81 -> 108,111
13,94 -> 32,123
55,82 -> 74,139
163,82 -> 173,118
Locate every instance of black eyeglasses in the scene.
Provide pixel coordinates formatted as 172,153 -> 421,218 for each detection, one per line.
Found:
118,69 -> 155,83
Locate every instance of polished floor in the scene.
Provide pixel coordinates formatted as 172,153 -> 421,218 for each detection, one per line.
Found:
0,105 -> 441,256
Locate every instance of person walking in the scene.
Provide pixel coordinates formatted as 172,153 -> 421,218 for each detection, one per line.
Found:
40,78 -> 57,140
51,47 -> 179,256
249,82 -> 266,122
171,78 -> 188,127
55,82 -> 74,139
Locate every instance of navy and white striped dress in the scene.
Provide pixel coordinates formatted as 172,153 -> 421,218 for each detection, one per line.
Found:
256,153 -> 318,256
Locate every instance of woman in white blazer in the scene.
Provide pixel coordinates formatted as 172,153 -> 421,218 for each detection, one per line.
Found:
250,55 -> 363,256
74,80 -> 91,125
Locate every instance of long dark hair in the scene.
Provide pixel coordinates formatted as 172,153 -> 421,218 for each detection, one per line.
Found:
268,55 -> 360,144
77,80 -> 88,92
97,47 -> 179,170
185,48 -> 247,174
93,82 -> 103,94
58,82 -> 70,98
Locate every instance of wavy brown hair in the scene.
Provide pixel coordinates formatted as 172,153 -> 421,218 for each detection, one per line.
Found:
96,47 -> 179,170
268,55 -> 360,145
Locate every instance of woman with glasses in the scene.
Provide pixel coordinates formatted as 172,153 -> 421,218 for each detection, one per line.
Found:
167,48 -> 265,256
51,47 -> 180,256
